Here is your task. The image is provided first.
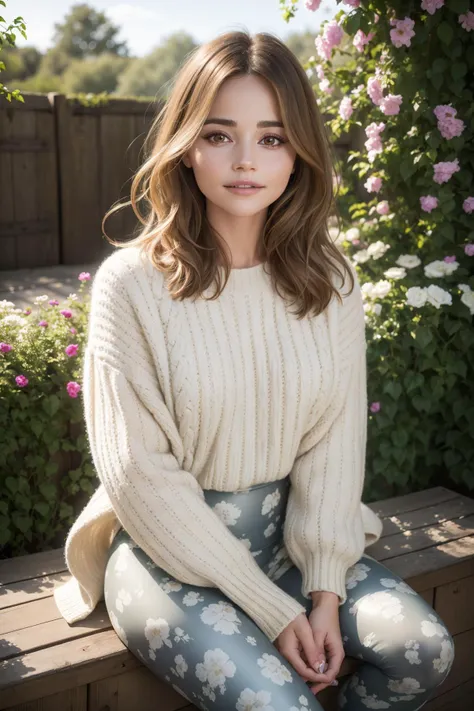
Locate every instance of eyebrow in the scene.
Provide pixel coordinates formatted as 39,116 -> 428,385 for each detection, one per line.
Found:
203,118 -> 284,128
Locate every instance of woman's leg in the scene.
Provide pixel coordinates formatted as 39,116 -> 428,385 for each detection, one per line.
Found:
336,553 -> 455,710
104,528 -> 324,711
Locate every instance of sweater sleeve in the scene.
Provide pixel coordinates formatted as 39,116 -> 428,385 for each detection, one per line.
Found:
283,261 -> 368,605
81,256 -> 306,642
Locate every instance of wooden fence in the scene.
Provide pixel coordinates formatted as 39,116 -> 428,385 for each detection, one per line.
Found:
0,93 -> 361,270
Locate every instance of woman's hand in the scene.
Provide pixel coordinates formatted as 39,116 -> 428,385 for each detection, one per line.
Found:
307,591 -> 345,695
274,612 -> 336,687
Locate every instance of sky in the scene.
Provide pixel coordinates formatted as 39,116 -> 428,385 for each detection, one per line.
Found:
12,0 -> 339,57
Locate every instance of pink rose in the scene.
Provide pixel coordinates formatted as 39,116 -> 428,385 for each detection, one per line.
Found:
48,299 -> 59,306
370,402 -> 381,413
65,344 -> 79,357
463,197 -> 474,214
305,0 -> 322,10
78,272 -> 91,281
364,175 -> 383,193
67,381 -> 82,398
380,94 -> 403,115
376,201 -> 389,215
367,76 -> 384,106
15,375 -> 29,387
390,17 -> 416,48
433,159 -> 460,184
421,0 -> 444,15
420,195 -> 438,212
0,342 -> 12,353
339,97 -> 353,121
464,244 -> 474,256
60,309 -> 73,319
459,11 -> 474,31
38,320 -> 48,327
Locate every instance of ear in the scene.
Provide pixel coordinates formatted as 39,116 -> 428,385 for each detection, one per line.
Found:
182,153 -> 191,169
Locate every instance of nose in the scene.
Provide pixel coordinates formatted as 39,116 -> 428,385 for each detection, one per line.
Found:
232,139 -> 257,172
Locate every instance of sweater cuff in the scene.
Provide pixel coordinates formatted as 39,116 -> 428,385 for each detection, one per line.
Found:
53,576 -> 99,624
301,553 -> 349,607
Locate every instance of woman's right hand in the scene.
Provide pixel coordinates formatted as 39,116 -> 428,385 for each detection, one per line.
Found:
274,612 -> 334,689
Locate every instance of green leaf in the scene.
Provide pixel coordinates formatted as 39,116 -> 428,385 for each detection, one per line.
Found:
383,381 -> 403,400
432,58 -> 448,74
39,483 -> 57,501
447,0 -> 470,13
391,429 -> 409,449
415,327 -> 433,349
33,502 -> 50,517
451,62 -> 467,81
5,476 -> 18,494
437,22 -> 454,45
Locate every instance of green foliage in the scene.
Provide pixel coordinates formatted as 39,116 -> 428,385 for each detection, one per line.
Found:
281,0 -> 474,499
0,0 -> 27,102
61,53 -> 130,94
0,278 -> 95,556
51,3 -> 129,60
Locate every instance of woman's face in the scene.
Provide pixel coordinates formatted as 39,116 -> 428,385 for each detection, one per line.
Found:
183,74 -> 296,218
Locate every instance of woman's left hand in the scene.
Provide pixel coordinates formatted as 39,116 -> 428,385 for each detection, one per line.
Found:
307,592 -> 345,695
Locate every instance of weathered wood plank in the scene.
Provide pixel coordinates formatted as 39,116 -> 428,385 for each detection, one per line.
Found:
0,629 -> 140,709
424,677 -> 474,711
431,628 -> 474,698
435,574 -> 474,636
3,686 -> 87,711
378,497 -> 474,538
88,666 -> 187,711
0,549 -> 66,587
0,596 -> 63,635
371,514 -> 474,560
0,572 -> 70,611
368,487 -> 458,518
0,603 -> 111,661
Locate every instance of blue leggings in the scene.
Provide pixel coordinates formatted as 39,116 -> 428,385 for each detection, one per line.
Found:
103,478 -> 454,710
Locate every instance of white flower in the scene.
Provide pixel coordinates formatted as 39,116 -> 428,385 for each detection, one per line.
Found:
264,522 -> 276,538
212,501 -> 242,526
424,259 -> 459,278
183,590 -> 205,606
236,688 -> 275,711
174,626 -> 191,643
261,490 -> 281,515
160,578 -> 183,593
33,294 -> 49,303
144,617 -> 173,649
109,610 -> 128,646
0,300 -> 15,310
239,537 -> 252,550
171,683 -> 191,702
257,653 -> 293,685
367,240 -> 391,260
358,591 -> 404,623
68,293 -> 78,300
433,638 -> 454,674
346,562 -> 371,589
2,314 -> 25,327
353,249 -> 371,264
171,654 -> 188,678
372,280 -> 392,298
406,286 -> 428,308
379,578 -> 416,595
195,648 -> 236,688
387,677 -> 425,695
461,289 -> 474,314
372,303 -> 382,315
384,267 -> 406,279
114,544 -> 129,574
351,677 -> 390,708
396,254 -> 421,269
345,227 -> 361,242
421,613 -> 449,638
115,588 -> 132,613
404,639 -> 421,665
200,601 -> 242,635
246,636 -> 257,645
361,282 -> 375,299
458,283 -> 472,293
362,632 -> 377,649
425,284 -> 452,308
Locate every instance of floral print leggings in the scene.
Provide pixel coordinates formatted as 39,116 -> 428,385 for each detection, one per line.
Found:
103,477 -> 455,710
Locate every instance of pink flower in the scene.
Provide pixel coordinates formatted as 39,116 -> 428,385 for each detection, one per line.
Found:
60,309 -> 73,318
380,94 -> 403,115
390,17 -> 416,48
444,256 -> 456,263
459,11 -> 474,31
38,320 -> 48,327
367,76 -> 384,106
433,158 -> 460,184
376,201 -> 390,215
344,0 -> 361,6
315,65 -> 325,80
420,195 -> 438,212
23,308 -> 31,316
65,344 -> 79,357
365,136 -> 383,162
364,175 -> 382,193
339,97 -> 353,120
465,244 -> 474,256
15,375 -> 29,388
370,401 -> 381,413
433,107 -> 466,140
67,381 -> 82,398
48,299 -> 59,306
319,78 -> 334,94
365,122 -> 386,138
78,272 -> 91,281
421,0 -> 444,15
353,29 -> 375,52
70,326 -> 77,334
0,342 -> 12,353
305,0 -> 322,9
315,20 -> 344,60
463,197 -> 474,214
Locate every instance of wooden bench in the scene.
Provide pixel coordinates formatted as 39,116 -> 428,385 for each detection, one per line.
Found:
1,486 -> 474,711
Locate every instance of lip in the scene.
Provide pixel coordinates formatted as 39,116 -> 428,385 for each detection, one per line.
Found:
224,181 -> 264,188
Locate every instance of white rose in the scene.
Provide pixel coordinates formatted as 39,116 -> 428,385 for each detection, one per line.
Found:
458,284 -> 472,293
443,261 -> 459,275
361,282 -> 375,299
367,240 -> 391,260
384,267 -> 407,279
425,284 -> 452,308
345,227 -> 360,242
461,290 -> 474,314
396,254 -> 421,269
373,303 -> 382,315
406,287 -> 427,308
372,280 -> 392,299
353,249 -> 370,264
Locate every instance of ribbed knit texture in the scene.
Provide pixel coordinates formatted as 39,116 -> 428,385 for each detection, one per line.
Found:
53,245 -> 383,642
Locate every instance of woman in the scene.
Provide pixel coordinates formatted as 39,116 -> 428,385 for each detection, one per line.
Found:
54,30 -> 454,710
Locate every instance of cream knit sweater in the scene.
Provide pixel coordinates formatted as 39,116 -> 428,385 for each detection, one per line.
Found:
54,245 -> 383,642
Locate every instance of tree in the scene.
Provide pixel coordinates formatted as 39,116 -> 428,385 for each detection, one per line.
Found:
0,0 -> 27,102
61,53 -> 130,94
116,32 -> 198,99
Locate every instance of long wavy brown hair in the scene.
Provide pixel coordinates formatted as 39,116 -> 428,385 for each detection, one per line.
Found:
102,30 -> 353,319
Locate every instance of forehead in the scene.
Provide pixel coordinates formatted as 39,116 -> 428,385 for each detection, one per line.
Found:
208,74 -> 281,122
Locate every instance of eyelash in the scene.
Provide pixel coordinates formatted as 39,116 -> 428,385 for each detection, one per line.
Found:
202,132 -> 287,147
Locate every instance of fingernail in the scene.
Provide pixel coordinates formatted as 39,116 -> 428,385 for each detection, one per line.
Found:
317,661 -> 326,674
331,680 -> 339,686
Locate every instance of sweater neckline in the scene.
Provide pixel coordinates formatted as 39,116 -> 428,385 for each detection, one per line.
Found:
217,261 -> 268,290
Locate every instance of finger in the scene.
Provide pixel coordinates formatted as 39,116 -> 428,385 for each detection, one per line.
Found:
280,634 -> 321,682
298,624 -> 331,682
325,650 -> 344,682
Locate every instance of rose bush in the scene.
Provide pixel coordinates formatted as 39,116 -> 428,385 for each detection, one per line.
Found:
281,0 -> 473,498
0,275 -> 94,555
